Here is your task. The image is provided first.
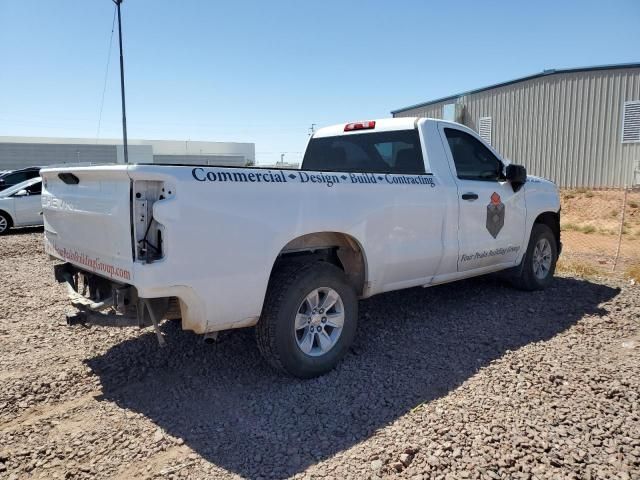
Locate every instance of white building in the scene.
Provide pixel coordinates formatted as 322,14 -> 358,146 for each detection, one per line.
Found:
0,136 -> 255,170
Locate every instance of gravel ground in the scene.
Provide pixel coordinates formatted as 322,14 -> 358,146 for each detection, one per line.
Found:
1,230 -> 638,480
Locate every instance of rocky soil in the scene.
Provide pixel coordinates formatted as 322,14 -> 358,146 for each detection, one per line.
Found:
1,229 -> 638,479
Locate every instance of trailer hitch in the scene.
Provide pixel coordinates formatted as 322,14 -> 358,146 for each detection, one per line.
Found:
54,262 -> 170,346
64,310 -> 139,328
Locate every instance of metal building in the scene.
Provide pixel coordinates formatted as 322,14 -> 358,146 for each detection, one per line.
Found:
0,136 -> 255,170
392,63 -> 640,188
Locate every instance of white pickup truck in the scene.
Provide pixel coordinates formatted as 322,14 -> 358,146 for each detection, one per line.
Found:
41,118 -> 561,378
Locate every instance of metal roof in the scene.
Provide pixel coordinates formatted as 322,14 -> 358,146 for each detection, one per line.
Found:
391,62 -> 640,114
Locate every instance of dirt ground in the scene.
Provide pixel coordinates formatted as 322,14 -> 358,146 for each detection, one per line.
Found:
1,230 -> 639,480
561,190 -> 640,236
560,189 -> 640,272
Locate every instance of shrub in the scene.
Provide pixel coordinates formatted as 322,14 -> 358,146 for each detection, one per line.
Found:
562,223 -> 597,234
626,263 -> 640,283
556,259 -> 600,278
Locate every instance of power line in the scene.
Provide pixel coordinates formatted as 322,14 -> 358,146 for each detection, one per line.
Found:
96,6 -> 117,143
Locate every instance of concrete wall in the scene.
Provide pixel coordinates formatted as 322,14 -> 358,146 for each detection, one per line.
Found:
145,139 -> 255,163
115,145 -> 153,164
152,154 -> 246,166
394,67 -> 640,188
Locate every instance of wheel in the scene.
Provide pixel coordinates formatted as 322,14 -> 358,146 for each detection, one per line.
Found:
511,224 -> 558,290
256,261 -> 358,378
0,212 -> 11,235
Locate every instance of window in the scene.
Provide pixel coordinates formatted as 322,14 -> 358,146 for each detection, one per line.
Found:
443,103 -> 456,121
26,181 -> 42,195
622,101 -> 640,143
444,128 -> 503,181
303,130 -> 426,174
5,171 -> 30,185
478,117 -> 492,144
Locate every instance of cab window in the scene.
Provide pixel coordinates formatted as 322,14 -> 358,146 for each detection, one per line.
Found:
444,128 -> 503,181
303,130 -> 426,174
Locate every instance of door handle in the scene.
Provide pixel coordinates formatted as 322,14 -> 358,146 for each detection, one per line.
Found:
461,192 -> 478,201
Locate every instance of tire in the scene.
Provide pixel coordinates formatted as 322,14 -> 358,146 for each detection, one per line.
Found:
256,261 -> 358,378
0,212 -> 12,235
511,223 -> 558,291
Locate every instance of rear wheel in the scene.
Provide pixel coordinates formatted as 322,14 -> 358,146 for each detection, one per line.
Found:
256,261 -> 358,378
0,212 -> 11,235
511,224 -> 558,290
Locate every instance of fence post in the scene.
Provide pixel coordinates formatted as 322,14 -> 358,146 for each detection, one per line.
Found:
612,187 -> 628,272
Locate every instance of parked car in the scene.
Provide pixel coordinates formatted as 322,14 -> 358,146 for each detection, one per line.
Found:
0,167 -> 42,192
0,177 -> 44,234
41,118 -> 561,378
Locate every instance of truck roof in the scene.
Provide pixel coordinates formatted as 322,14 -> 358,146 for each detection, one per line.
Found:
313,117 -> 433,138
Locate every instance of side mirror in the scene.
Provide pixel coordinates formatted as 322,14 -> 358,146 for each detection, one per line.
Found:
14,189 -> 29,197
506,164 -> 527,192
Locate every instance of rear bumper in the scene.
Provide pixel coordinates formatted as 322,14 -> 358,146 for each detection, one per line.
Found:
54,262 -> 129,311
53,262 -> 180,328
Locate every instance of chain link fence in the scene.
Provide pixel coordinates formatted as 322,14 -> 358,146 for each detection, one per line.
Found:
559,188 -> 640,278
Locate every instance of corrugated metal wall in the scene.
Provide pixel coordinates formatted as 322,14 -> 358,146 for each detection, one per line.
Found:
394,68 -> 640,188
0,143 -> 118,170
0,144 -> 254,170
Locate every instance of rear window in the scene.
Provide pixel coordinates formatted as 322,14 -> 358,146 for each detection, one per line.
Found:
302,130 -> 425,174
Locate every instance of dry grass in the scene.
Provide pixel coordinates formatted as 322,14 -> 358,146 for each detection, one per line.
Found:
556,258 -> 603,278
626,263 -> 640,283
562,223 -> 597,234
560,189 -> 640,277
558,258 -> 640,283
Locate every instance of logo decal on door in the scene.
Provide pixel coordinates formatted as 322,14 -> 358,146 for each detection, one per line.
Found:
486,192 -> 505,238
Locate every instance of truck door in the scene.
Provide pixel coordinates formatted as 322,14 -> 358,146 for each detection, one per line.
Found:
13,180 -> 43,226
439,126 -> 526,272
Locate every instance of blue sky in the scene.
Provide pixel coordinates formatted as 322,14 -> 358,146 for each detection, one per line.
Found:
1,0 -> 638,165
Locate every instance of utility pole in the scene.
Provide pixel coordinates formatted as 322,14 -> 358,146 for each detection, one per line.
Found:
309,123 -> 316,136
113,0 -> 129,163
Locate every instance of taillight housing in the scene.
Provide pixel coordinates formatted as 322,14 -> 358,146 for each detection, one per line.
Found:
344,121 -> 376,132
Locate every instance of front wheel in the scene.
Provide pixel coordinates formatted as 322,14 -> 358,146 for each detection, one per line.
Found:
256,261 -> 358,378
511,224 -> 558,290
0,212 -> 11,235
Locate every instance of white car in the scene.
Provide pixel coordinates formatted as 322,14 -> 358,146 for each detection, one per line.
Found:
0,177 -> 44,234
42,118 -> 561,378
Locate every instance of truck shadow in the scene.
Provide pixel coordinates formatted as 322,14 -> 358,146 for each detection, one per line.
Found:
86,276 -> 619,479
